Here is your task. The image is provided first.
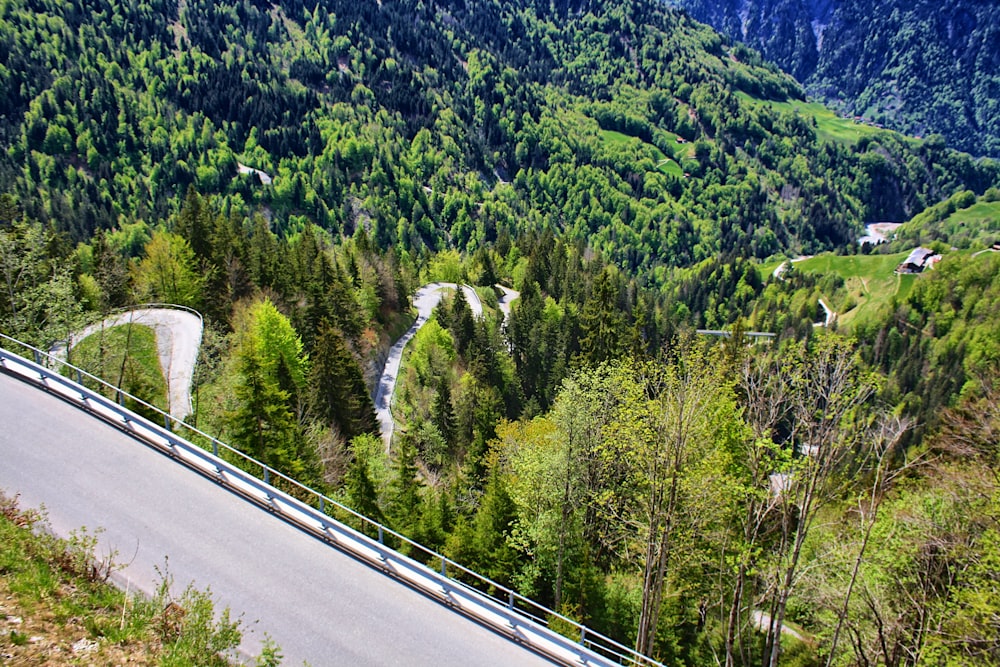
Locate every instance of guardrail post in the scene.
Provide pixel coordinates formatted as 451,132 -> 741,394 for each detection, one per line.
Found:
33,350 -> 41,365
263,468 -> 270,485
76,369 -> 82,385
580,626 -> 586,645
212,439 -> 218,456
508,590 -> 514,610
163,414 -> 171,431
319,497 -> 325,514
440,556 -> 447,577
377,525 -> 384,544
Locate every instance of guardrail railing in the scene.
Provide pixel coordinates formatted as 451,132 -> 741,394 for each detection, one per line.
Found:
0,332 -> 664,667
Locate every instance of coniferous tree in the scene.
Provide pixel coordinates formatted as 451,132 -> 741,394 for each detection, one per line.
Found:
205,210 -> 250,322
344,453 -> 384,536
474,246 -> 497,286
386,430 -> 424,540
309,322 -> 378,440
247,214 -> 288,296
175,186 -> 214,261
417,486 -> 454,553
579,266 -> 625,366
468,456 -> 519,586
508,280 -> 545,404
229,337 -> 299,464
432,376 -> 457,448
448,287 -> 475,355
91,228 -> 131,310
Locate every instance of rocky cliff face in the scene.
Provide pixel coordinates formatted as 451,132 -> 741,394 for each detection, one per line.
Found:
672,0 -> 1000,158
678,0 -> 834,81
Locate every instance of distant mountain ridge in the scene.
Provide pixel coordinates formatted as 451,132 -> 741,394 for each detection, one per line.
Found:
673,0 -> 1000,158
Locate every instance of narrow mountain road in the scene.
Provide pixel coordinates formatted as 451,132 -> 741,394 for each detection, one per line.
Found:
816,298 -> 836,328
0,371 -> 556,666
772,255 -> 814,280
496,284 -> 520,321
374,283 -> 482,449
751,609 -> 807,642
55,308 -> 203,420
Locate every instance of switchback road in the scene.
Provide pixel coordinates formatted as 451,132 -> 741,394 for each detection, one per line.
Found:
54,307 -> 203,420
374,283 -> 482,448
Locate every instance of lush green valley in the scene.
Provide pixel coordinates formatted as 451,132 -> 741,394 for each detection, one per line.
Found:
2,0 -> 1000,664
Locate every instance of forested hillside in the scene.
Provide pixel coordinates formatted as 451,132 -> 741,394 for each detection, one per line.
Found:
675,0 -> 1000,157
2,0 -> 1000,665
2,0 -> 997,272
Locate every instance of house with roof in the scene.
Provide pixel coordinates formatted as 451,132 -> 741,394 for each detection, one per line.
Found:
897,247 -> 941,273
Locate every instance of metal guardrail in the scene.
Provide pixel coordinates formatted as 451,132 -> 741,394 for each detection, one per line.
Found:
0,333 -> 663,667
696,329 -> 777,339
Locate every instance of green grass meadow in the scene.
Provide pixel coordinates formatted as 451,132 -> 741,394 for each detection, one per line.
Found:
761,252 -> 919,330
737,92 -> 886,145
599,129 -> 686,177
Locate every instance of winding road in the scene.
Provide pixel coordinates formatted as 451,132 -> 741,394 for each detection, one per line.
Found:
373,283 -> 486,449
0,370 -> 555,666
56,283 -> 517,453
496,284 -> 519,321
55,308 -> 203,420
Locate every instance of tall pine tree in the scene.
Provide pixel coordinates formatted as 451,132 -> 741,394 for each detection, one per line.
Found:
309,322 -> 378,440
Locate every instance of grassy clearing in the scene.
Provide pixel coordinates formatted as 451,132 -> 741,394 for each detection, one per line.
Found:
598,129 -> 632,146
795,252 -> 908,279
68,323 -> 168,417
0,492 -> 275,665
944,200 -> 1000,228
737,92 -> 886,145
599,129 -> 685,177
658,128 -> 696,160
793,252 -> 911,329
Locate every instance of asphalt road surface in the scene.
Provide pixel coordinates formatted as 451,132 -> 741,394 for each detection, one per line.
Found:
55,308 -> 203,420
0,371 -> 555,666
374,283 -> 482,449
496,285 -> 520,321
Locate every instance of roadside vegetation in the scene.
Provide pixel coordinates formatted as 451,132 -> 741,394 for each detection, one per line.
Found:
68,323 -> 169,418
0,492 -> 281,665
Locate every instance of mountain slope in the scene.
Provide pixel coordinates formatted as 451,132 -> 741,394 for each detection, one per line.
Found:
674,0 -> 1000,158
0,0 -> 997,278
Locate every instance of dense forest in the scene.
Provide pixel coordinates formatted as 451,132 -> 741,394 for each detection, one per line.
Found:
675,0 -> 1000,158
2,0 -> 1000,664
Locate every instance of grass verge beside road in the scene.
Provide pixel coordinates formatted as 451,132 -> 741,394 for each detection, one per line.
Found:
0,492 -> 277,665
67,323 -> 168,418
